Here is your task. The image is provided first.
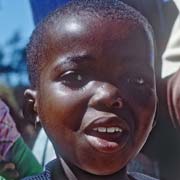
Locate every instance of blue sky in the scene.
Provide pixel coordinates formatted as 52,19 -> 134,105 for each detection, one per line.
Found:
0,0 -> 34,45
0,0 -> 34,86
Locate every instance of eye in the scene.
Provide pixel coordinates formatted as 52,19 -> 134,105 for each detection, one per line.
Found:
58,70 -> 88,89
61,71 -> 83,82
127,77 -> 145,86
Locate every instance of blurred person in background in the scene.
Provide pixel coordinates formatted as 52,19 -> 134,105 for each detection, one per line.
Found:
163,0 -> 180,128
0,94 -> 42,180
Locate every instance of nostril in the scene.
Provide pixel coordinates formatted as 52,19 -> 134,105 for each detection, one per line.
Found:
111,98 -> 123,108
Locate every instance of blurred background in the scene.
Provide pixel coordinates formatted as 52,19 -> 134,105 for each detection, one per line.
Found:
0,0 -> 35,147
0,0 -> 33,87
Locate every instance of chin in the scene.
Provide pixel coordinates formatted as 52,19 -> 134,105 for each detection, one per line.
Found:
91,170 -> 119,176
81,164 -> 124,176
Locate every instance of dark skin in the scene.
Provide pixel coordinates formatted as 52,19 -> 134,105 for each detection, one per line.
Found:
0,155 -> 19,180
25,13 -> 157,180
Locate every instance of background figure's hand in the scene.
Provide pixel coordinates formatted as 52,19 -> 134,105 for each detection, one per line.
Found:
0,155 -> 19,180
167,68 -> 180,127
0,99 -> 20,157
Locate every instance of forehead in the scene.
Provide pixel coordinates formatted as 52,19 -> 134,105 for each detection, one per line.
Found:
40,13 -> 153,68
47,13 -> 150,41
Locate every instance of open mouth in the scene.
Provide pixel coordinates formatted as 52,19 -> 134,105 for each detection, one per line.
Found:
84,117 -> 130,153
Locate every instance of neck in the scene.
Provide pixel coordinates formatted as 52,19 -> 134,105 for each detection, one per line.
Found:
59,157 -> 131,180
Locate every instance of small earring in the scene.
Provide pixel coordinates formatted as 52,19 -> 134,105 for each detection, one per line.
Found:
35,116 -> 40,129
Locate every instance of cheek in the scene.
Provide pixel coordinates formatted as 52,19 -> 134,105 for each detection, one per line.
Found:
126,87 -> 156,108
133,103 -> 156,147
37,86 -> 89,130
122,83 -> 156,120
119,79 -> 156,107
128,90 -> 156,144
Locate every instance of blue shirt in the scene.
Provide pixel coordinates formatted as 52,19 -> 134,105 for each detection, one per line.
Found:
22,159 -> 159,180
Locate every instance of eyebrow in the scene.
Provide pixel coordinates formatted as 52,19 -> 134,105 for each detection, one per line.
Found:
53,54 -> 95,72
65,54 -> 95,64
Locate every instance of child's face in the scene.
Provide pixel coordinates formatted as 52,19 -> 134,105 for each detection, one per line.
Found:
30,15 -> 157,175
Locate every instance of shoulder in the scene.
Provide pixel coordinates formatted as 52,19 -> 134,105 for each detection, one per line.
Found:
129,172 -> 159,180
21,160 -> 53,180
22,171 -> 49,180
22,159 -> 64,180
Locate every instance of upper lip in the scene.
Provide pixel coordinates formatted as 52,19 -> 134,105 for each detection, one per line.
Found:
84,116 -> 130,133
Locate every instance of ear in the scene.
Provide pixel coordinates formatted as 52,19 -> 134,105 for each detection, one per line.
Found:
23,89 -> 39,125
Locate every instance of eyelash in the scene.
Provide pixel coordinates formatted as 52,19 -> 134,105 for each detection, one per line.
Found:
58,70 -> 87,89
126,76 -> 153,93
58,70 -> 151,92
127,77 -> 145,86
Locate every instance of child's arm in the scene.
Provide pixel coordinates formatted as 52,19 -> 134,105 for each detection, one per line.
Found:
0,155 -> 19,180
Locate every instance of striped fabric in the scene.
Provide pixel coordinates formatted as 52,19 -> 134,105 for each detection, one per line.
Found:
22,170 -> 50,180
22,159 -> 159,180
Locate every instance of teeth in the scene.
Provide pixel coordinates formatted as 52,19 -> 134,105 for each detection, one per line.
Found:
93,128 -> 98,131
97,127 -> 106,132
93,127 -> 123,133
107,127 -> 115,133
115,127 -> 123,133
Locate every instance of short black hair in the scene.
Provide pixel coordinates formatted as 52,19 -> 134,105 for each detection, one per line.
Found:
27,0 -> 153,89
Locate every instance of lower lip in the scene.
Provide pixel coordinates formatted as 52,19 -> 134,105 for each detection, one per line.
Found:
85,134 -> 128,153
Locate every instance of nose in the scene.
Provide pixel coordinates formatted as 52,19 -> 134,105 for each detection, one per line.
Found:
88,83 -> 123,110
